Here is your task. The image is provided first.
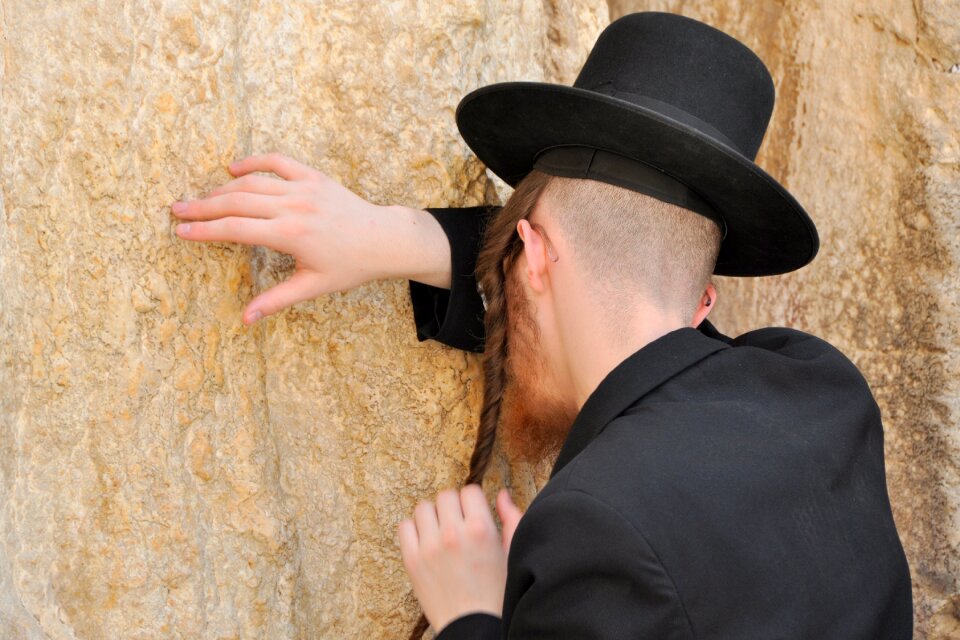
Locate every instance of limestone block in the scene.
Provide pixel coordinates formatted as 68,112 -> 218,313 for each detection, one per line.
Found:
609,2 -> 960,637
0,1 -> 607,638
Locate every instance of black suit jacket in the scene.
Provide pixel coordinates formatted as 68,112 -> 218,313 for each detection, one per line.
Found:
408,207 -> 913,639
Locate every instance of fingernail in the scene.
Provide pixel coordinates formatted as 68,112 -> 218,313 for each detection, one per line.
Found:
248,310 -> 262,323
176,223 -> 191,235
172,201 -> 187,214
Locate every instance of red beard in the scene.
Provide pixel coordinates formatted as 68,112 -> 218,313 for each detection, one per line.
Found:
498,265 -> 577,467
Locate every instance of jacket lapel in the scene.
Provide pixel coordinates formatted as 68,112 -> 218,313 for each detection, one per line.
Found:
550,326 -> 729,478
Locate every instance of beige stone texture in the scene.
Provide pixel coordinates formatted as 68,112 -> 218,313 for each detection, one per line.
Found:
0,1 -> 607,638
5,0 -> 959,638
609,1 -> 959,637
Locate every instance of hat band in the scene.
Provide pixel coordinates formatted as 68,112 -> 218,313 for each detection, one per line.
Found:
583,83 -> 741,153
531,145 -> 727,239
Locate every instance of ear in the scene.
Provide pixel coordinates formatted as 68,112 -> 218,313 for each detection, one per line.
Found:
691,282 -> 717,328
516,219 -> 550,294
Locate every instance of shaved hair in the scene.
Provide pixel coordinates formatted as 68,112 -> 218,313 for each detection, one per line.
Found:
538,174 -> 722,324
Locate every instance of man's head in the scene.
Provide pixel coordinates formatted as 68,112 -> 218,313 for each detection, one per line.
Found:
457,12 -> 814,484
472,169 -> 723,470
536,173 -> 722,328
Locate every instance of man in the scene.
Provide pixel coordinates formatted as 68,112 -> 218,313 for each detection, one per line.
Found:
397,14 -> 914,638
172,12 -> 913,639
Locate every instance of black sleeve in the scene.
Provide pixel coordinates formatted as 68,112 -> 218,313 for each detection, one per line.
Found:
434,612 -> 503,640
501,490 -> 693,638
408,205 -> 500,353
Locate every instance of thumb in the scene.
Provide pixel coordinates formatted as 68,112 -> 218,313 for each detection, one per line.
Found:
243,271 -> 321,324
496,489 -> 524,555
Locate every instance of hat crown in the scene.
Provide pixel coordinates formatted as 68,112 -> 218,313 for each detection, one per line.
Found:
573,12 -> 775,159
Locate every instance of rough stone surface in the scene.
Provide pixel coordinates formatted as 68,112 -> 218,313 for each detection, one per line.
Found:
0,1 -> 607,638
5,1 -> 958,638
610,2 -> 959,637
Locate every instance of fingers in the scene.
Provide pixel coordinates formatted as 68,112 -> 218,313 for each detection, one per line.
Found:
175,216 -> 295,254
436,489 -> 464,528
206,174 -> 290,198
413,500 -> 440,547
243,271 -> 322,324
460,484 -> 495,527
496,490 -> 524,554
435,489 -> 464,550
398,518 -> 419,569
228,152 -> 315,181
408,488 -> 495,552
172,192 -> 284,221
399,489 -> 509,633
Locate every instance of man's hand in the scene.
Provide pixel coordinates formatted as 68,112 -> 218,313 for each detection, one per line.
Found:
398,486 -> 524,633
171,152 -> 451,324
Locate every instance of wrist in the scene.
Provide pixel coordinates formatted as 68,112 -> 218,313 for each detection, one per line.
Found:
381,204 -> 452,289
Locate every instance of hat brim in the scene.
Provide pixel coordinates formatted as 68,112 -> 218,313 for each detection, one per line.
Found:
455,81 -> 818,277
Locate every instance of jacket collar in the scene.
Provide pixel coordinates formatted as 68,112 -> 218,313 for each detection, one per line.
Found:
550,322 -> 730,478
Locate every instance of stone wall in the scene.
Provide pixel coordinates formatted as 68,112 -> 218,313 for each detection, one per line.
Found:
0,1 -> 607,638
609,1 -> 960,637
3,0 -> 958,638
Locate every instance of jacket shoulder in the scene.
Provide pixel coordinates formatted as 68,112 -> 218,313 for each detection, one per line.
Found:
726,326 -> 877,396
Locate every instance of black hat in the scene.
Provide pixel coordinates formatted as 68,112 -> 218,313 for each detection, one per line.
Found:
454,11 -> 818,276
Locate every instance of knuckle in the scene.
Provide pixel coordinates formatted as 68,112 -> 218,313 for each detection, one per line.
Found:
302,180 -> 325,200
465,517 -> 492,543
288,195 -> 310,214
440,525 -> 461,550
257,299 -> 278,316
277,216 -> 303,238
222,191 -> 242,209
420,539 -> 441,561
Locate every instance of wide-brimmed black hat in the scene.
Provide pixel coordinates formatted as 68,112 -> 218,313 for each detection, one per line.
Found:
454,11 -> 818,276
